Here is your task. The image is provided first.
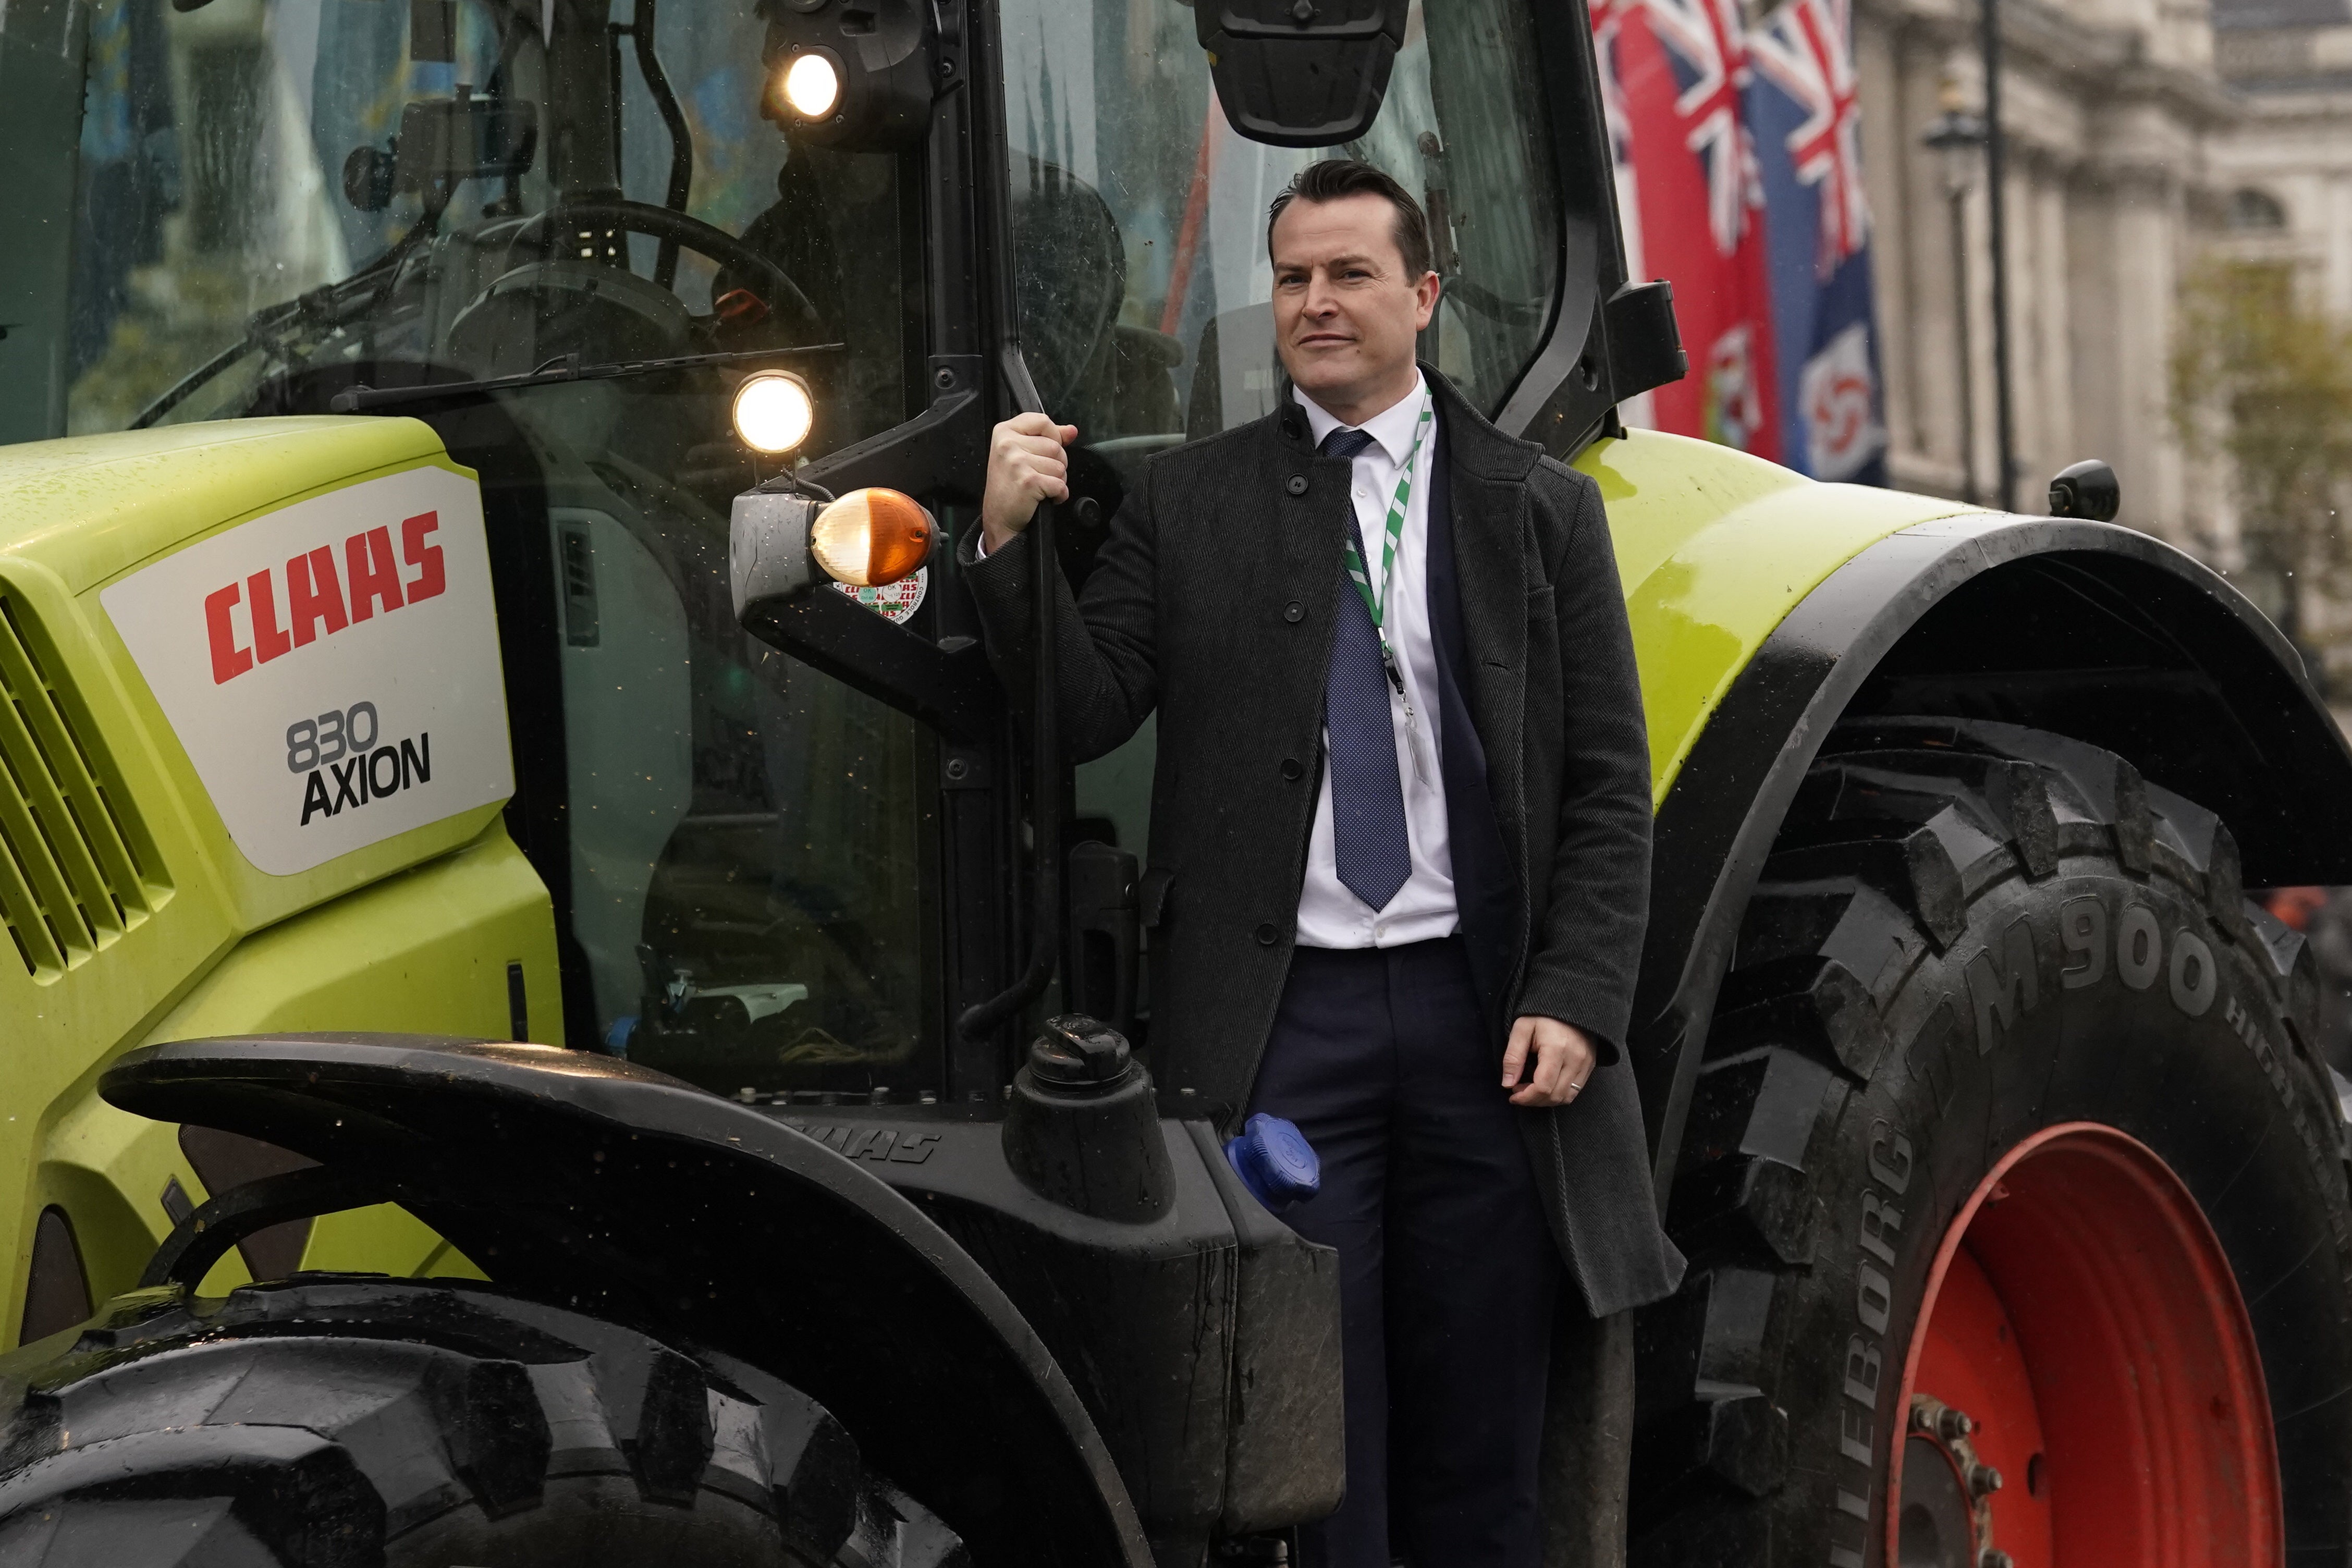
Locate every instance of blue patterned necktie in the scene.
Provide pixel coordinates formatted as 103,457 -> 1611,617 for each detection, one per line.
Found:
1319,426 -> 1412,913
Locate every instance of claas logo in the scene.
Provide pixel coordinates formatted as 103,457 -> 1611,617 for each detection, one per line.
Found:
204,512 -> 446,685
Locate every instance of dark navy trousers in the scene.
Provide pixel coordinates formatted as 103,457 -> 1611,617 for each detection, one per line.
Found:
1247,938 -> 1560,1568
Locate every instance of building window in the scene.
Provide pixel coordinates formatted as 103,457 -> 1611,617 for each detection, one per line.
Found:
2231,188 -> 2289,230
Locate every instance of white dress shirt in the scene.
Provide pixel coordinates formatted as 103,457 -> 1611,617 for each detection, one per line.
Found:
1292,376 -> 1459,950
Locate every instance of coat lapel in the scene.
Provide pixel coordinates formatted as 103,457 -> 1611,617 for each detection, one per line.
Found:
1428,371 -> 1536,873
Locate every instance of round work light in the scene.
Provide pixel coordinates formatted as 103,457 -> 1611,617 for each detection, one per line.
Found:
731,371 -> 814,454
778,51 -> 843,120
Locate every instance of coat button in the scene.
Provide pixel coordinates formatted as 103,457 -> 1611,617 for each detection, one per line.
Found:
1256,922 -> 1280,945
1280,757 -> 1303,780
1283,600 -> 1305,623
1285,474 -> 1309,496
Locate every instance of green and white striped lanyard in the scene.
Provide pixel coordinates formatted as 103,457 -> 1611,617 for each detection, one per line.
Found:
1338,393 -> 1436,779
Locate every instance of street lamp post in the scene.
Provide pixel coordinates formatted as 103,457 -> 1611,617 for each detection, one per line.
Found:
1979,0 -> 2018,510
1922,92 -> 1986,506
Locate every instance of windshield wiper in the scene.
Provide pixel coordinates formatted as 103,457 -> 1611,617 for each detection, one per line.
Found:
129,199 -> 458,430
131,274 -> 390,430
326,344 -> 847,413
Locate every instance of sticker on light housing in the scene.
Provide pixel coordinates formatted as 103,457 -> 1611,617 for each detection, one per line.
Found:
833,567 -> 927,624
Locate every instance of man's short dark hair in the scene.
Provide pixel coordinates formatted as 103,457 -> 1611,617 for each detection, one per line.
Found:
1266,160 -> 1435,281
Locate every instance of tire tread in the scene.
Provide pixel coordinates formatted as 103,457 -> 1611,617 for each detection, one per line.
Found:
0,1277 -> 968,1568
1630,716 -> 2352,1563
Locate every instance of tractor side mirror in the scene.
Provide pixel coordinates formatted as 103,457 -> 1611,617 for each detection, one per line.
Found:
1193,0 -> 1409,147
2048,459 -> 2121,523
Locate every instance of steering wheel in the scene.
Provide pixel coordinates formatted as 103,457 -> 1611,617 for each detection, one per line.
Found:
506,199 -> 825,339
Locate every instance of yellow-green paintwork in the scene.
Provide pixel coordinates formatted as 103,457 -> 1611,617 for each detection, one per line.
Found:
0,419 -> 547,1344
1575,430 -> 1986,808
40,827 -> 538,1300
0,419 -> 512,927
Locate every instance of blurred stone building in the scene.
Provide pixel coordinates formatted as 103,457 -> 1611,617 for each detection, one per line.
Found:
2208,0 -> 2352,308
2204,0 -> 2352,691
1848,0 -> 2240,547
1840,0 -> 2352,704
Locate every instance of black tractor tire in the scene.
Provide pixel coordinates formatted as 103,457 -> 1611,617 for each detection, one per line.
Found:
1628,717 -> 2352,1565
0,1274 -> 968,1568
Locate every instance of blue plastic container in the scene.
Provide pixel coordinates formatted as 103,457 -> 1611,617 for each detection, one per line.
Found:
1223,1113 -> 1321,1212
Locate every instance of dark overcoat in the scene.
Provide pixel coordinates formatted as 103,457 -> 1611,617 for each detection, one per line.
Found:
961,367 -> 1685,1317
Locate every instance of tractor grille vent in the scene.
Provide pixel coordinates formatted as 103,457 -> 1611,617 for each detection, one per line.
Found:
0,596 -> 162,979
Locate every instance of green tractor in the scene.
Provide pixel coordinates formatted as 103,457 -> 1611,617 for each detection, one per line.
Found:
4,0 -> 2352,1560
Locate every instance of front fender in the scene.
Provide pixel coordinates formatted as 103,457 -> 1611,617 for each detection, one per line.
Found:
1581,432 -> 2352,1194
1581,430 -> 1974,811
99,1034 -> 1152,1568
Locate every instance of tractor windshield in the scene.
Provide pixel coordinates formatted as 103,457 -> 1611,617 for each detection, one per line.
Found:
26,0 -> 906,452
997,0 -> 1561,489
4,0 -> 937,1095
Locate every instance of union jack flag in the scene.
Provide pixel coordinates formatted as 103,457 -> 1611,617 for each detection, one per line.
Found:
1749,0 -> 1871,272
1637,0 -> 1761,258
1747,0 -> 1888,481
1589,0 -> 1783,458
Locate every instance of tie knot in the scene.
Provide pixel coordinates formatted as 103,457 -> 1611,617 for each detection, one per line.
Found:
1319,426 -> 1378,461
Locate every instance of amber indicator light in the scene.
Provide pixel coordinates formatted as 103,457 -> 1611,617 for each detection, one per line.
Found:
811,488 -> 936,586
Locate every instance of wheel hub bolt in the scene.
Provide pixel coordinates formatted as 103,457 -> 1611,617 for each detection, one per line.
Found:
1980,1552 -> 2014,1568
1938,1406 -> 1975,1442
1967,1461 -> 2004,1498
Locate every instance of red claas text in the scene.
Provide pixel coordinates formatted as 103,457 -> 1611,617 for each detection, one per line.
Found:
204,512 -> 446,685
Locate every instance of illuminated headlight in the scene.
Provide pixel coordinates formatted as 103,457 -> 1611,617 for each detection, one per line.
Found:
732,371 -> 814,454
779,51 -> 842,120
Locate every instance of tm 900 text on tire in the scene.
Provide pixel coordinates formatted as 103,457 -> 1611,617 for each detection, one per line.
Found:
1633,718 -> 2352,1566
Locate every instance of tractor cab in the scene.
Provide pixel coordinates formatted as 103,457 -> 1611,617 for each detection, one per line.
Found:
5,0 -> 1662,1094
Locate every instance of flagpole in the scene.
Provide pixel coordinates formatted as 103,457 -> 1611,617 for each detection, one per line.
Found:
1980,0 -> 2017,511
1950,181 -> 1978,506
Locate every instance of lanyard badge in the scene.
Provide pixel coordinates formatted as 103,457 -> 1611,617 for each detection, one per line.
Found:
1340,397 -> 1434,642
1337,394 -> 1436,783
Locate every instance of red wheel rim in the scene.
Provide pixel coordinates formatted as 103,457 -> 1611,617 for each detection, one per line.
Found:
1889,1122 -> 2281,1568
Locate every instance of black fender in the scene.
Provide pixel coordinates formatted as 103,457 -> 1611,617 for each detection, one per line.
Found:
1634,513 -> 2352,1194
99,1034 -> 1153,1568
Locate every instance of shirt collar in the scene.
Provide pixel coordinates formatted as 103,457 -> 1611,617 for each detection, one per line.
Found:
1292,372 -> 1429,466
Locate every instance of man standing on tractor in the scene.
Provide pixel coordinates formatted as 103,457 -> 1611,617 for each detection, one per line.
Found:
965,159 -> 1684,1567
